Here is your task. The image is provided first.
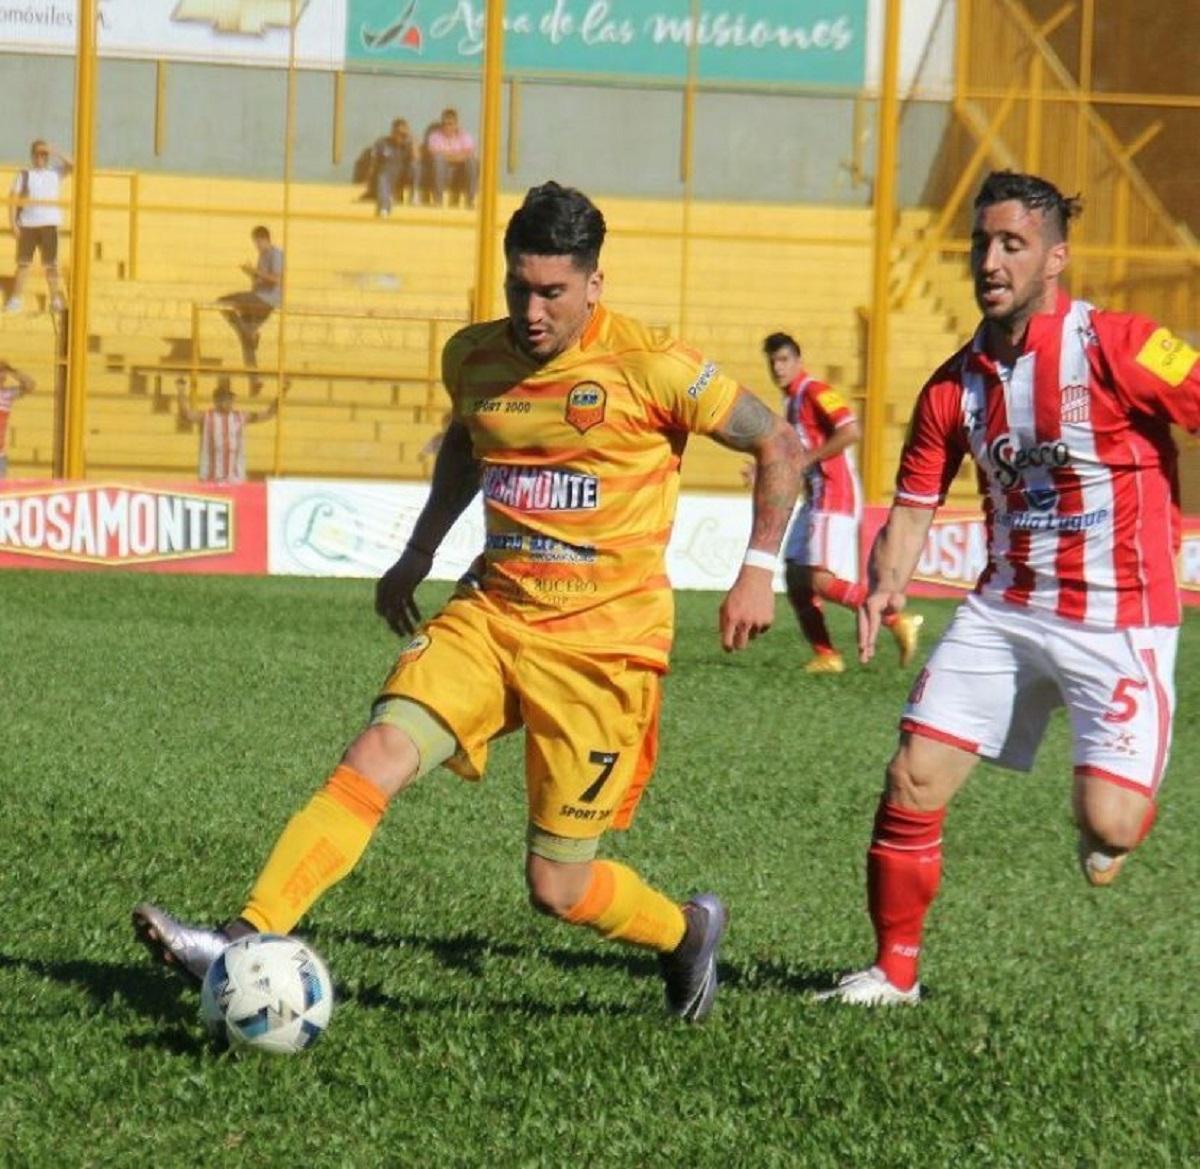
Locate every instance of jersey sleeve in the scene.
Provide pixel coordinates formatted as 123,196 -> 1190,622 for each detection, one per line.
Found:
1094,312 -> 1200,432
640,341 -> 741,434
810,382 -> 857,434
894,372 -> 968,508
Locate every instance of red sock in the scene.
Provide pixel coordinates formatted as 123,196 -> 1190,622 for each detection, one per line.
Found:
822,576 -> 868,611
794,599 -> 835,654
867,799 -> 945,991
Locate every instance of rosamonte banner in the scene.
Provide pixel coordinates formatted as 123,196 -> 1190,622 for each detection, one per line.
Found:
0,481 -> 268,573
0,0 -> 347,68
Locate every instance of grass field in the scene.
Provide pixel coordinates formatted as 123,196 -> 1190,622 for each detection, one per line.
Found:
2,568 -> 1198,1168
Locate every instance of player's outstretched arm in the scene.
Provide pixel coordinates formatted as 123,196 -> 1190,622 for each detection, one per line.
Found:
859,504 -> 934,664
375,418 -> 481,637
711,388 -> 807,652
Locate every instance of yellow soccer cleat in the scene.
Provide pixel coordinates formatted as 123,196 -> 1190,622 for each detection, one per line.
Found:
804,652 -> 846,674
889,612 -> 925,667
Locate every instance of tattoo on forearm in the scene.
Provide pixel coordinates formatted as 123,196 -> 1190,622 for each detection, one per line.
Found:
748,445 -> 805,549
712,394 -> 776,453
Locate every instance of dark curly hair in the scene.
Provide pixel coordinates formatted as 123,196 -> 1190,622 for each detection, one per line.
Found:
504,181 -> 606,272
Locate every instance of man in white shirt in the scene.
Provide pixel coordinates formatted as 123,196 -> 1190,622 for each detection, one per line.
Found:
7,140 -> 72,314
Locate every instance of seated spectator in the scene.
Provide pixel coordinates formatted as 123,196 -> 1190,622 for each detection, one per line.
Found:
176,376 -> 277,484
371,118 -> 415,217
216,226 -> 283,393
0,360 -> 35,478
423,108 -> 478,209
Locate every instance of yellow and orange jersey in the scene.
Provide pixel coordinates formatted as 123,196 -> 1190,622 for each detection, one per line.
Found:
443,304 -> 741,669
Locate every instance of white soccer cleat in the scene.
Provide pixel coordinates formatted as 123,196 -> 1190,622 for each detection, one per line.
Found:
815,966 -> 921,1006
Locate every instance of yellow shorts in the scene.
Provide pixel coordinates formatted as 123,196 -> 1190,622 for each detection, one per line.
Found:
377,595 -> 662,840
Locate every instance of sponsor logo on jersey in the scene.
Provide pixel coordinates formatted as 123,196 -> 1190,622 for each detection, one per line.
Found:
484,533 -> 597,563
482,465 -> 599,511
0,485 -> 233,564
1135,327 -> 1199,388
1026,487 -> 1058,511
686,361 -> 718,400
564,381 -> 606,433
988,433 -> 1071,490
1060,383 -> 1090,424
1001,507 -> 1110,533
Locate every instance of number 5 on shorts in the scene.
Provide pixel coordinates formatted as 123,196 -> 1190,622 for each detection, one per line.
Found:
1104,676 -> 1147,724
580,750 -> 620,803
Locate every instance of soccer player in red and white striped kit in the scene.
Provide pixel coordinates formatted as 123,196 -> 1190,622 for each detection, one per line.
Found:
820,170 -> 1200,1005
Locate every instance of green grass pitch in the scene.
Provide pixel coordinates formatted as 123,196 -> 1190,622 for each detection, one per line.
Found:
1,569 -> 1197,1168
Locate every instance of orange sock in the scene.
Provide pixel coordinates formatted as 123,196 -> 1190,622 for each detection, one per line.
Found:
240,765 -> 387,935
563,860 -> 686,952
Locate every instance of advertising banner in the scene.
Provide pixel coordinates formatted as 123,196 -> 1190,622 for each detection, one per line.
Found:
345,0 -> 868,86
269,478 -> 776,591
0,481 -> 268,573
0,0 -> 347,69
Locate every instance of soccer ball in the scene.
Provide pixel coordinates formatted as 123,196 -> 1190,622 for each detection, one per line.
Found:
200,934 -> 334,1055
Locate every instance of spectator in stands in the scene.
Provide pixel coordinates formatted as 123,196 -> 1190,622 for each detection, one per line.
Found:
6,139 -> 72,314
0,360 -> 35,478
176,376 -> 277,485
372,118 -> 416,217
424,108 -> 478,209
217,226 -> 284,393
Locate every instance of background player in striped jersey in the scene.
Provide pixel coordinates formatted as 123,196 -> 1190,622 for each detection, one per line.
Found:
176,376 -> 277,484
762,332 -> 922,674
136,182 -> 807,1022
820,170 -> 1200,1006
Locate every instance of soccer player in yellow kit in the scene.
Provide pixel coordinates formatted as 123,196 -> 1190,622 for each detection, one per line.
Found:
134,182 -> 807,1021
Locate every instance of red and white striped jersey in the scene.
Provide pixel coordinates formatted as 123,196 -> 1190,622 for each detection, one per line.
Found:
782,370 -> 861,516
199,409 -> 248,484
896,291 -> 1200,628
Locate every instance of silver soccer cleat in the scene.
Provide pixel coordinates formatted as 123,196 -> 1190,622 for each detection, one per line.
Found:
815,966 -> 921,1006
659,893 -> 728,1023
132,902 -> 232,986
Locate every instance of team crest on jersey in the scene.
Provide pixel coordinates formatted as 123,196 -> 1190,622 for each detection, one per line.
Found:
1060,383 -> 1090,424
397,633 -> 431,664
565,382 -> 606,433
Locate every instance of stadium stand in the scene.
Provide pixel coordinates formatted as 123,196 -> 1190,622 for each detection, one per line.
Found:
0,171 -> 968,492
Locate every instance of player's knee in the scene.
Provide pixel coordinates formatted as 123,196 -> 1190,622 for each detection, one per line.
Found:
1079,799 -> 1149,852
340,723 -> 419,800
884,751 -> 941,810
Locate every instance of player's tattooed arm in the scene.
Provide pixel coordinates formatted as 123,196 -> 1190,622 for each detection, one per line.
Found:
712,389 -> 807,552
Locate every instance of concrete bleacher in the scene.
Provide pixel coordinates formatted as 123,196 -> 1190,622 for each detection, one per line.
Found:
1,171 -> 965,491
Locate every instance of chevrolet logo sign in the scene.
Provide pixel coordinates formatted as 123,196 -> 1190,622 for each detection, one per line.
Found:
172,0 -> 310,36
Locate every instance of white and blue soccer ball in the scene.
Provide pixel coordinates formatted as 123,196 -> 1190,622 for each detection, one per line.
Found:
200,934 -> 333,1055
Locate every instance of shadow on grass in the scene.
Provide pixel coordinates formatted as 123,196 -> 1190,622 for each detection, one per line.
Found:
309,924 -> 843,1002
0,951 -> 209,1054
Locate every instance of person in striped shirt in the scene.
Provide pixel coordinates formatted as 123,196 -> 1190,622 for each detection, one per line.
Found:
818,170 -> 1200,1007
135,181 -> 807,1023
176,376 -> 277,484
763,331 -> 922,674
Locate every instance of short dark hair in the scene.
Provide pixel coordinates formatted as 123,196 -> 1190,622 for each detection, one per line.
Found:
504,182 -> 606,272
763,332 -> 800,357
974,171 -> 1082,241
251,225 -> 271,241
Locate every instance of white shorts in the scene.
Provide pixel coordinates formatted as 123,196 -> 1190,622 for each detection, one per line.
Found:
903,595 -> 1177,794
783,505 -> 859,581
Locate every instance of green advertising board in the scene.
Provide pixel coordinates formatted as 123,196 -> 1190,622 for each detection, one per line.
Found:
346,1 -> 869,87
